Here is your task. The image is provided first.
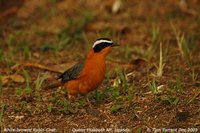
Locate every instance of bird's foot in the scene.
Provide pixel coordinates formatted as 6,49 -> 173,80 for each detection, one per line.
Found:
68,103 -> 78,114
86,106 -> 100,116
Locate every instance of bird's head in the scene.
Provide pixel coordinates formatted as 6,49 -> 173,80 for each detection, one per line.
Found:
92,38 -> 118,55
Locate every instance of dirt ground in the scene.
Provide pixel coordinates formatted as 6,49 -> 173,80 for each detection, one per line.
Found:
0,0 -> 200,132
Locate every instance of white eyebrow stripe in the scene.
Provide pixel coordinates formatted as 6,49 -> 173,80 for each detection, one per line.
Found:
93,40 -> 113,48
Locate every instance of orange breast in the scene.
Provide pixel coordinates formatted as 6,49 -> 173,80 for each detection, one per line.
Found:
65,50 -> 106,96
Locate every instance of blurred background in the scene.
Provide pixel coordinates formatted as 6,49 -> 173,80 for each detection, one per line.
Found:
0,0 -> 199,62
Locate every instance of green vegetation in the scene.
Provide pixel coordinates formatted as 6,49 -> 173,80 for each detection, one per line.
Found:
173,77 -> 184,95
111,105 -> 124,113
171,22 -> 191,63
156,43 -> 165,77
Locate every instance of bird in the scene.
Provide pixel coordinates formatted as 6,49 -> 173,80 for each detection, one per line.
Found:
44,38 -> 118,101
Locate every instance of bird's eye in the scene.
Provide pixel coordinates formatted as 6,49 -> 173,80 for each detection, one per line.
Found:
93,39 -> 113,52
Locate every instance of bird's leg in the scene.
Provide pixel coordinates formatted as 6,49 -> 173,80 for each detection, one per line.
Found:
85,94 -> 100,116
67,94 -> 77,113
86,95 -> 92,108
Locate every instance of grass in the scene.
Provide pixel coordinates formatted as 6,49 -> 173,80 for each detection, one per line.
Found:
7,34 -> 16,48
13,101 -> 29,113
108,68 -> 128,101
116,68 -> 128,93
49,93 -> 72,114
60,99 -> 70,114
162,96 -> 179,106
173,77 -> 184,95
58,11 -> 95,45
6,34 -> 16,61
98,29 -> 113,38
35,73 -> 46,91
22,69 -> 32,94
47,105 -> 53,113
76,99 -> 86,108
137,128 -> 142,133
108,86 -> 121,101
159,76 -> 183,106
40,42 -> 59,52
191,67 -> 198,83
111,105 -> 124,113
148,79 -> 165,101
50,94 -> 60,104
13,70 -> 46,112
93,68 -> 134,106
123,44 -> 132,60
151,23 -> 160,45
156,42 -> 165,77
134,46 -> 154,60
34,73 -> 47,101
171,22 -> 191,63
23,69 -> 31,87
15,87 -> 25,96
22,45 -> 31,60
148,79 -> 158,95
5,31 -> 33,62
37,10 -> 96,55
93,90 -> 105,103
15,70 -> 46,98
110,68 -> 135,106
186,93 -> 199,105
127,81 -> 135,105
185,33 -> 197,51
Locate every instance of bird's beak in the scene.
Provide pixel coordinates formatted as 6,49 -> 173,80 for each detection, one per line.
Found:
111,43 -> 119,47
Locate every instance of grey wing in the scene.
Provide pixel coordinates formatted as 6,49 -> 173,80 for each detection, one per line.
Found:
58,61 -> 84,83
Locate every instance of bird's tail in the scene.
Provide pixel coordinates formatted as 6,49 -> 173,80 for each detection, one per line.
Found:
42,81 -> 63,90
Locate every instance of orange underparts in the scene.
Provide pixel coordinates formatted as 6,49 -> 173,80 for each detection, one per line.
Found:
64,47 -> 111,100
